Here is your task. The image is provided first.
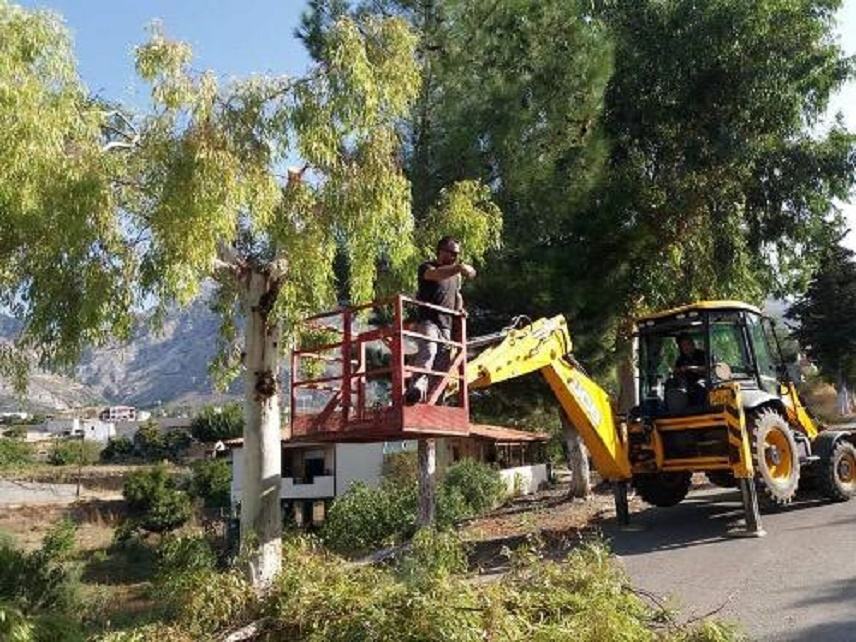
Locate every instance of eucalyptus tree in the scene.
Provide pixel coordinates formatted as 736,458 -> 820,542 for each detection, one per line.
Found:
0,2 -> 501,585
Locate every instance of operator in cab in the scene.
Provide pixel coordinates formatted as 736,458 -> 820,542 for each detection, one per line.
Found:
674,334 -> 707,405
405,236 -> 476,404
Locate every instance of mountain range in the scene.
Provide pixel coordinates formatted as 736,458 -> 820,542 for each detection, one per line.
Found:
0,296 -> 242,412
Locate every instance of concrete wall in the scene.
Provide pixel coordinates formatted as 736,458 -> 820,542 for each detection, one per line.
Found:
283,476 -> 335,499
498,464 -> 549,496
334,442 -> 386,496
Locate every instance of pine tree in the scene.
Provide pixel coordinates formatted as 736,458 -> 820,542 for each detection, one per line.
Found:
787,242 -> 856,415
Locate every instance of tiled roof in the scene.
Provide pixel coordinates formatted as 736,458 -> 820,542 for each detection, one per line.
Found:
469,424 -> 549,443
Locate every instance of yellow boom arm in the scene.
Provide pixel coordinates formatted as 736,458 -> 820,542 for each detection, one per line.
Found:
467,316 -> 631,480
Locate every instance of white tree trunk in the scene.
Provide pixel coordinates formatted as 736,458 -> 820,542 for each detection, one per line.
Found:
562,414 -> 591,498
837,372 -> 852,417
240,270 -> 282,588
418,438 -> 436,525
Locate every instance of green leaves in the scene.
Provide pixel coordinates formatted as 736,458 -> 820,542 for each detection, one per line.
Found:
419,181 -> 503,266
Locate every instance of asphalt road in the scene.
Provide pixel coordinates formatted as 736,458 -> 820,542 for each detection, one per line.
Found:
603,486 -> 856,641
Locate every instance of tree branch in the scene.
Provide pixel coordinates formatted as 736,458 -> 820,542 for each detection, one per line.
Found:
214,240 -> 246,276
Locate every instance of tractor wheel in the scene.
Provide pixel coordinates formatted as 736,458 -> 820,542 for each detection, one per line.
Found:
632,472 -> 692,507
704,470 -> 736,488
750,409 -> 800,506
818,439 -> 856,502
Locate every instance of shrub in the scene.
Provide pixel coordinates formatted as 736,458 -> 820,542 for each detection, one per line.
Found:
156,533 -> 217,577
0,438 -> 32,468
190,403 -> 243,443
100,435 -> 134,462
323,459 -> 506,553
381,450 -> 418,486
2,425 -> 26,440
48,438 -> 102,466
164,429 -> 192,460
189,458 -> 231,508
120,465 -> 191,538
133,421 -> 167,460
133,422 -> 192,462
0,520 -> 84,640
150,534 -> 255,638
397,528 -> 468,581
439,459 -> 505,518
321,481 -> 417,553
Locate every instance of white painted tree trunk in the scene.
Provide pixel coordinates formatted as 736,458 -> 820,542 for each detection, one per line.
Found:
562,414 -> 591,498
418,438 -> 436,525
240,270 -> 282,588
837,372 -> 853,417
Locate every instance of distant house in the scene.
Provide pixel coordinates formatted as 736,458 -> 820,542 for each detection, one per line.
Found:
100,406 -> 137,422
44,418 -> 116,443
0,411 -> 29,423
226,425 -> 549,526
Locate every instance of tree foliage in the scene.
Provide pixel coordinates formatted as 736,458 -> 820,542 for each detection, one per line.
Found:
0,2 -> 501,380
189,403 -> 244,443
120,464 -> 192,537
189,458 -> 232,508
0,520 -> 84,641
787,242 -> 856,389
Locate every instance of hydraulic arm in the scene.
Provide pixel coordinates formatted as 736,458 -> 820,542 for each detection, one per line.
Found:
466,316 -> 631,481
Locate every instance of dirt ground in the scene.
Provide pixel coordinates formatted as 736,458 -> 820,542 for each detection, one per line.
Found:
0,499 -> 123,551
460,481 -> 645,573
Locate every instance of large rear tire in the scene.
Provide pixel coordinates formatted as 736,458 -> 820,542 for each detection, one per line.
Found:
818,439 -> 856,502
632,472 -> 692,507
750,409 -> 800,506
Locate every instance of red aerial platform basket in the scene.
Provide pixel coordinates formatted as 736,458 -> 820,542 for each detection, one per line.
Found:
290,295 -> 470,443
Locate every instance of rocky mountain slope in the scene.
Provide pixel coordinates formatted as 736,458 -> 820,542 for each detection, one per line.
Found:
0,296 -> 242,411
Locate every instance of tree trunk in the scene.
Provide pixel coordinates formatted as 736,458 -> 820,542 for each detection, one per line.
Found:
616,347 -> 638,414
417,438 -> 436,525
837,371 -> 852,417
240,270 -> 282,588
562,414 -> 591,498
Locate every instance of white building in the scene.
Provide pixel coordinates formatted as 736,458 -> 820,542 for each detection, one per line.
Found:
44,418 -> 116,443
99,406 -> 138,422
227,425 -> 549,526
0,411 -> 29,422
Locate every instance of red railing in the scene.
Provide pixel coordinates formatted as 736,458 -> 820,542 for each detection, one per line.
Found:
290,295 -> 470,442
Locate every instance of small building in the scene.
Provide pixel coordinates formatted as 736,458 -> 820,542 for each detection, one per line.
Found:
227,425 -> 549,527
100,406 -> 138,422
44,418 -> 116,443
0,411 -> 29,423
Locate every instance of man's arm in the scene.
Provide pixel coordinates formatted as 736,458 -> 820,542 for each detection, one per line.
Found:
423,262 -> 477,282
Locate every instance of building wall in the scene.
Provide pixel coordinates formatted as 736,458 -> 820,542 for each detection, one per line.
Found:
44,418 -> 115,443
333,442 -> 387,496
498,464 -> 549,496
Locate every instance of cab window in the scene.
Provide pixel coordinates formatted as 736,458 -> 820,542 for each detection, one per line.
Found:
709,312 -> 752,380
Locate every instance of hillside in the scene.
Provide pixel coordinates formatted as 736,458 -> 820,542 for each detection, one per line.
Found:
0,296 -> 243,411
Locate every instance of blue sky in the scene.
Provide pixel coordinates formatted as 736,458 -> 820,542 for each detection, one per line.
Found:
19,0 -> 856,249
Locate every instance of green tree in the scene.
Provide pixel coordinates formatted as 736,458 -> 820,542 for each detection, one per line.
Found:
121,464 -> 192,537
189,458 -> 232,508
190,403 -> 244,443
0,3 -> 501,584
787,242 -> 856,415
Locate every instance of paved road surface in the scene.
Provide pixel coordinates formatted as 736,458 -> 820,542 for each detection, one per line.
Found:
604,486 -> 856,641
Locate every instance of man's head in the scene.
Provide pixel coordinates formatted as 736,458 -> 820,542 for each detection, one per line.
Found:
436,236 -> 461,266
676,333 -> 696,356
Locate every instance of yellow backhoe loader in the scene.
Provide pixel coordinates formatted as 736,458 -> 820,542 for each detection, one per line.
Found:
465,301 -> 856,534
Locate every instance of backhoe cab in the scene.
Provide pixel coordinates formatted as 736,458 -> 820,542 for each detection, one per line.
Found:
464,300 -> 856,535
